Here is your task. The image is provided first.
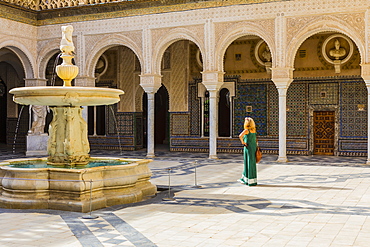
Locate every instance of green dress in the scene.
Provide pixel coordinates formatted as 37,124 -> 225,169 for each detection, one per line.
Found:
240,132 -> 257,186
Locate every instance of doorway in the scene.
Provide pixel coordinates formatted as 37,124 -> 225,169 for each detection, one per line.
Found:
313,111 -> 335,155
218,88 -> 231,137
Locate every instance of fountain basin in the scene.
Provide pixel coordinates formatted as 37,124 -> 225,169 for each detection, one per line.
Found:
9,86 -> 124,106
0,157 -> 157,212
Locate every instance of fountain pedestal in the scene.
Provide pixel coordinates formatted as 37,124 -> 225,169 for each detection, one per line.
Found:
48,106 -> 90,165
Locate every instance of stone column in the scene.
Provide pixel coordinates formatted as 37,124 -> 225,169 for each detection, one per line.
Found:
361,63 -> 370,164
202,71 -> 224,159
271,68 -> 293,163
276,86 -> 288,162
24,78 -> 49,156
140,74 -> 162,158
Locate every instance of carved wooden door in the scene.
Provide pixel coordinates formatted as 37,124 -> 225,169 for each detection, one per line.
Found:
313,111 -> 335,155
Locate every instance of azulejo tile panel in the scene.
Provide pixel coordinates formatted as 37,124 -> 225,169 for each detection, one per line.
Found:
234,81 -> 267,137
340,79 -> 367,138
171,113 -> 190,136
287,82 -> 308,137
189,83 -> 200,136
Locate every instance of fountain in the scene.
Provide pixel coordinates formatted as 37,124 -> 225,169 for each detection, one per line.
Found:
0,25 -> 156,212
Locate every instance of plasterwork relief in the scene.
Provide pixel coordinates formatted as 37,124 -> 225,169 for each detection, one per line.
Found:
286,13 -> 365,66
84,33 -> 142,77
119,48 -> 135,112
214,19 -> 275,71
151,25 -> 204,73
169,41 -> 189,112
134,83 -> 144,112
123,31 -> 143,53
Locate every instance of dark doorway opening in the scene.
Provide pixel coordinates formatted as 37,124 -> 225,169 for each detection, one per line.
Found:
155,85 -> 169,146
218,88 -> 231,137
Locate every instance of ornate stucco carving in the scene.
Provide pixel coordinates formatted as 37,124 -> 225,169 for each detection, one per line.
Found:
151,25 -> 205,74
214,19 -> 275,71
286,13 -> 365,66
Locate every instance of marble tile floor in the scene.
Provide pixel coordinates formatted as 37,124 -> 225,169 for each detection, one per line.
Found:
0,146 -> 370,246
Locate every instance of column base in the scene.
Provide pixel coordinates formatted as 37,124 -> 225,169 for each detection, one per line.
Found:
209,155 -> 218,159
276,157 -> 288,162
146,153 -> 155,158
365,160 -> 370,165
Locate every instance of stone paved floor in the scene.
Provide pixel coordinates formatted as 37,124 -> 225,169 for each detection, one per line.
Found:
1,146 -> 370,246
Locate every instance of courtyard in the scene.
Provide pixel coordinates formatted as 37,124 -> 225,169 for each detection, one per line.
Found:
0,148 -> 369,246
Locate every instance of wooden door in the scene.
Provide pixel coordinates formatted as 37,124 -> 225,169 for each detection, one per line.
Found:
313,111 -> 335,155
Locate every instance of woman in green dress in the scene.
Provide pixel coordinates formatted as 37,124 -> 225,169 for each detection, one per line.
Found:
238,117 -> 257,186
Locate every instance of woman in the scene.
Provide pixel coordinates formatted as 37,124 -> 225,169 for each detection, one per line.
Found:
238,117 -> 257,186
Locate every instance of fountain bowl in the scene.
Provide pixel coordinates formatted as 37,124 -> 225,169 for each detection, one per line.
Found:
9,86 -> 124,106
0,157 -> 157,212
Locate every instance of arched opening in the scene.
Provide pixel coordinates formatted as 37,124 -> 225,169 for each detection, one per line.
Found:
223,35 -> 269,139
155,85 -> 169,147
0,48 -> 27,149
291,32 -> 362,156
85,45 -> 142,150
218,88 -> 231,137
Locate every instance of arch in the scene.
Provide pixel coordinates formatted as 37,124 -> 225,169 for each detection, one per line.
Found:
286,16 -> 366,68
0,39 -> 35,79
85,34 -> 143,77
37,39 -> 61,79
152,27 -> 205,75
215,22 -> 275,72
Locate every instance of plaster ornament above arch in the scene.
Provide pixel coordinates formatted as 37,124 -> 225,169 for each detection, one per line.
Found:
286,13 -> 365,67
152,26 -> 205,74
214,19 -> 275,72
322,34 -> 354,73
86,33 -> 143,78
0,41 -> 35,79
255,40 -> 272,74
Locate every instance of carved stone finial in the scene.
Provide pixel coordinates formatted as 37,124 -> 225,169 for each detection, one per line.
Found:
60,25 -> 75,56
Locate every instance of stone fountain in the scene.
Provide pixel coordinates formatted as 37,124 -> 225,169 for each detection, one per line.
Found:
0,25 -> 156,212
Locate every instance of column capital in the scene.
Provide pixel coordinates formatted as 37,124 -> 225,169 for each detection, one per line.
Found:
201,71 -> 224,91
140,74 -> 162,93
361,63 -> 370,83
24,78 -> 48,87
271,67 -> 294,88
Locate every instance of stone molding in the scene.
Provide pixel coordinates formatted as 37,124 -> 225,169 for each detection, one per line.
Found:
139,74 -> 162,93
201,71 -> 224,91
361,64 -> 370,82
